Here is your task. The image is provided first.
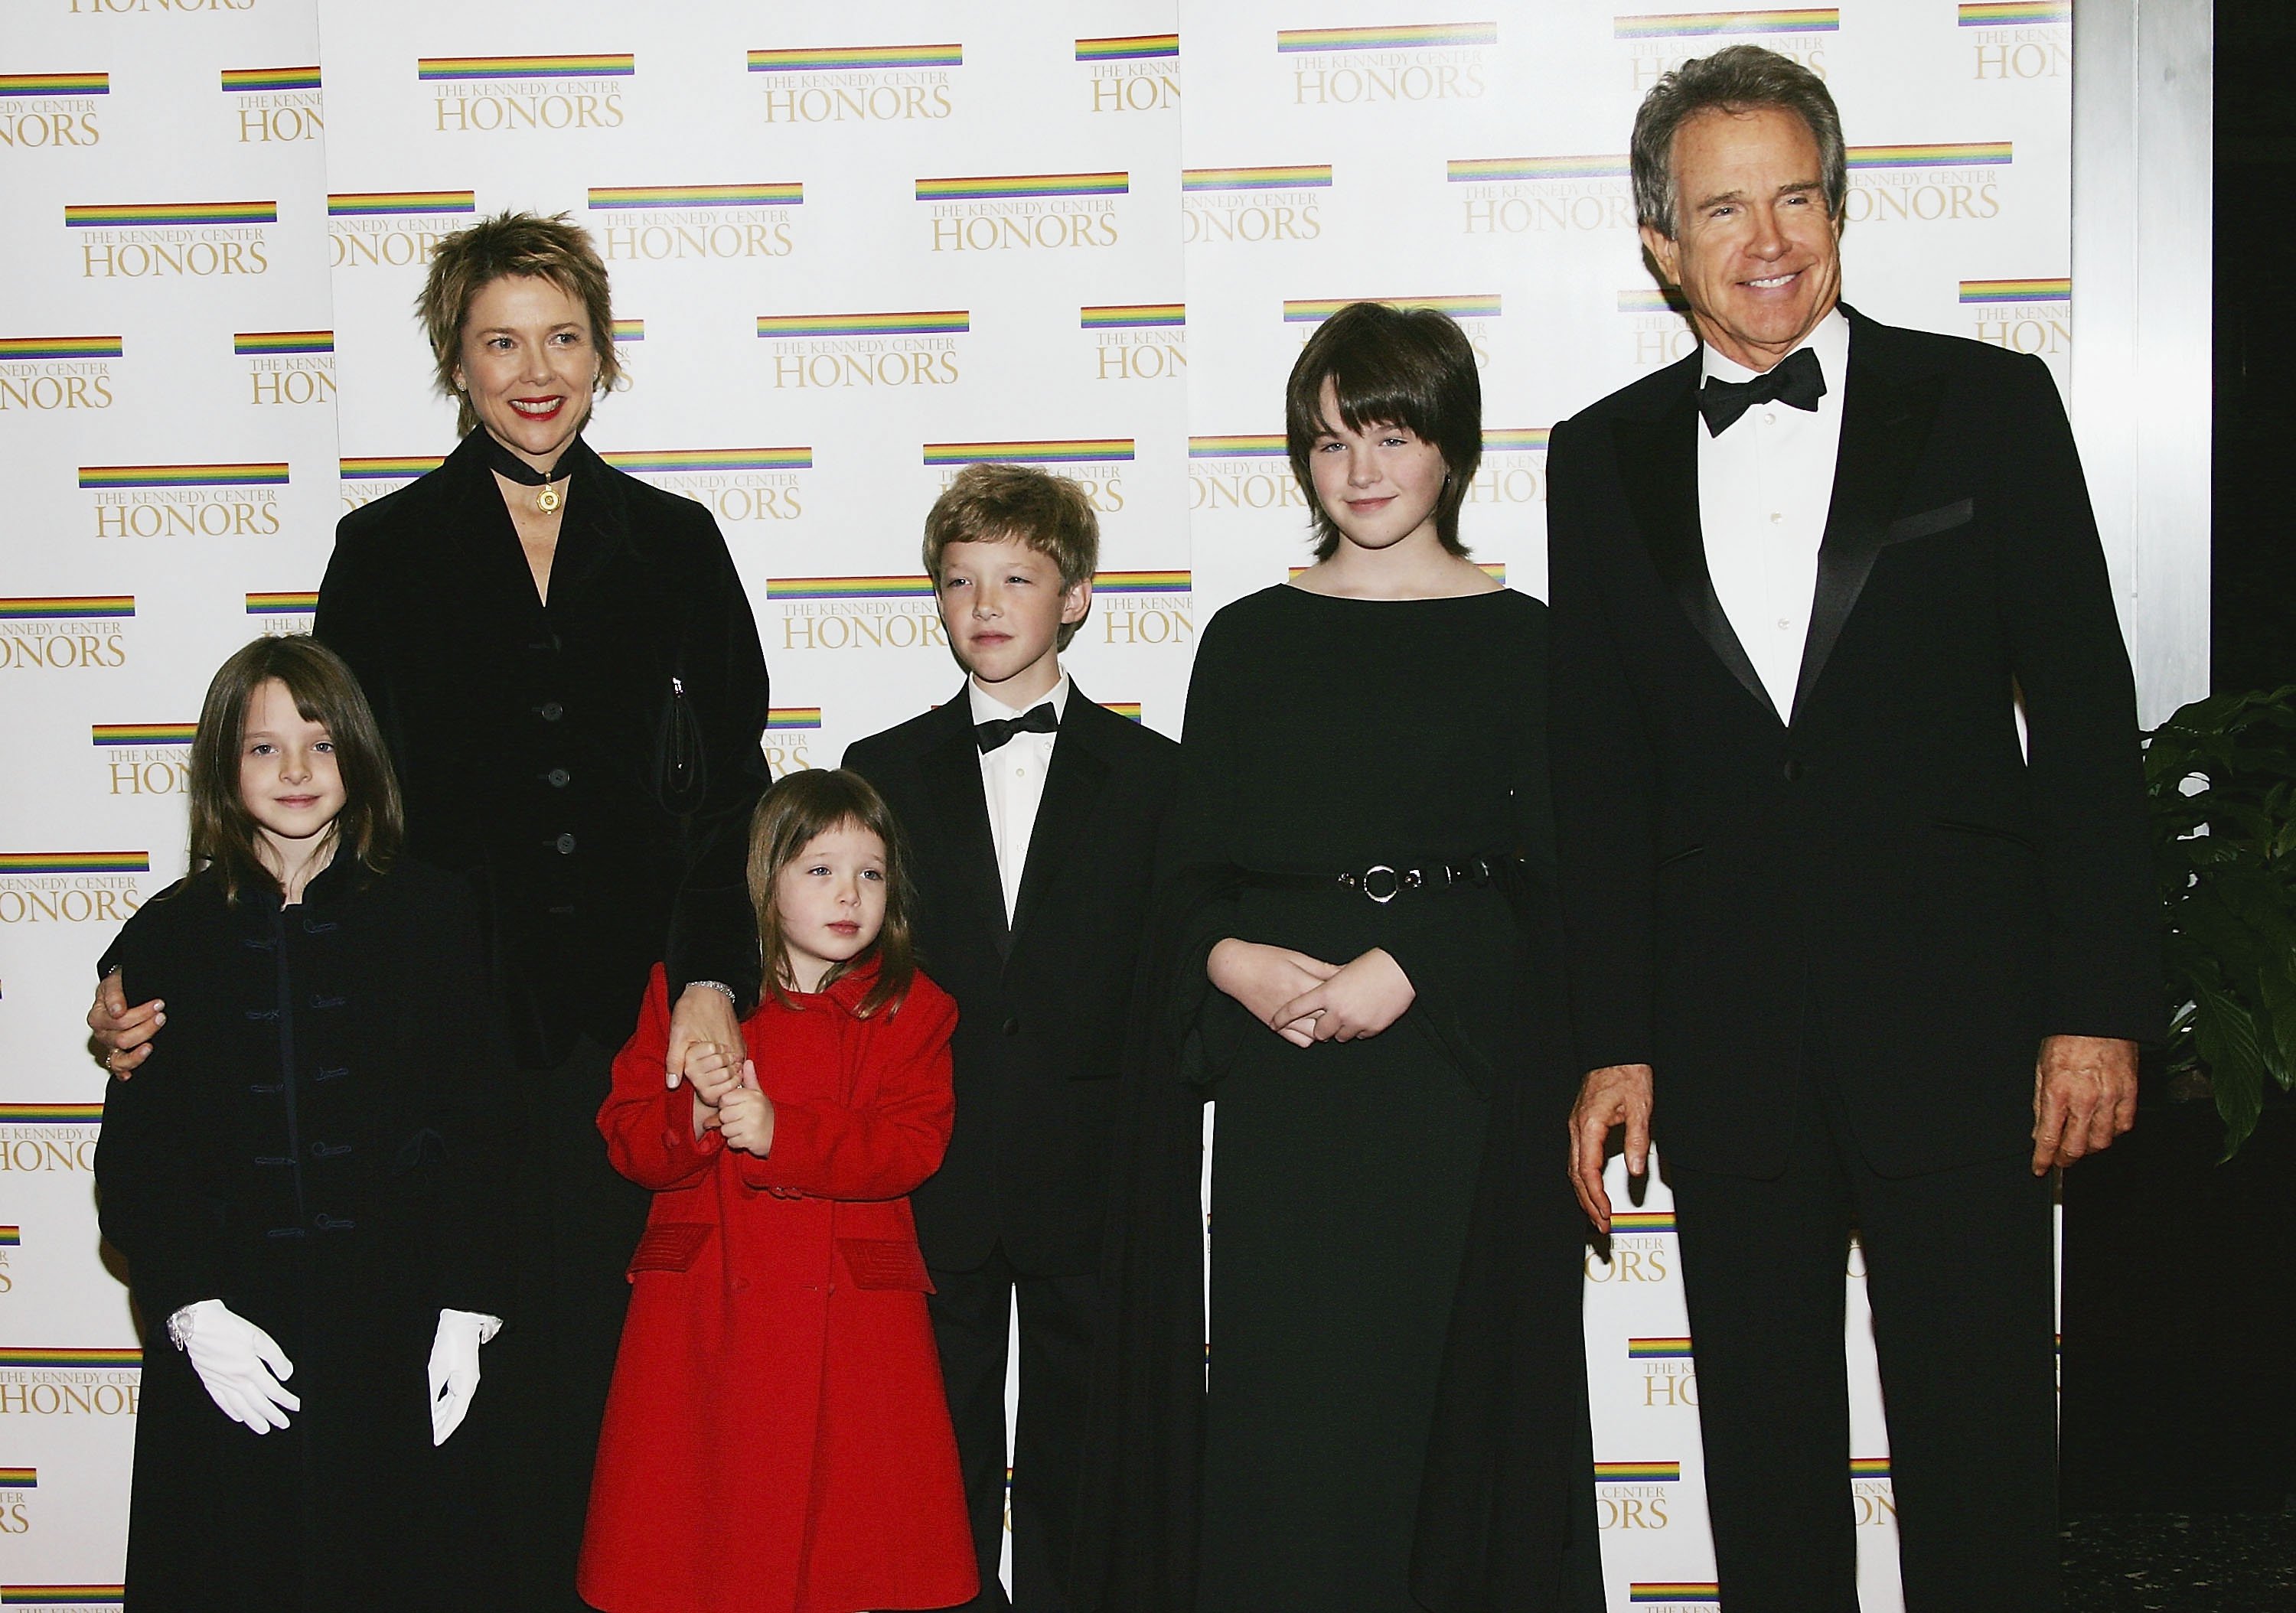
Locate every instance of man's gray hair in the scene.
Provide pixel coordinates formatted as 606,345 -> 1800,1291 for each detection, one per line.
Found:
1630,45 -> 1847,239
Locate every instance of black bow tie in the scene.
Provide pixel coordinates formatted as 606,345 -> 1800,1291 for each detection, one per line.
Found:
1698,344 -> 1827,436
975,703 -> 1059,754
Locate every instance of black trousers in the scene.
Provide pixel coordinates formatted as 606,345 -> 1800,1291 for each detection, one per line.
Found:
1666,1073 -> 2057,1613
928,1243 -> 1101,1613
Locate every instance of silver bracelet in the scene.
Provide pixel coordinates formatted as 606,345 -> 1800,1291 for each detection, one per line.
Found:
687,979 -> 737,1003
165,1304 -> 202,1352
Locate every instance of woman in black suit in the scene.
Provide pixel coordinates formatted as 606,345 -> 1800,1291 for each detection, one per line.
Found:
94,210 -> 772,1612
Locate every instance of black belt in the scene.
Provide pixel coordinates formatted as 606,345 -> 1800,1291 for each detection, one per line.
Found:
1239,855 -> 1511,905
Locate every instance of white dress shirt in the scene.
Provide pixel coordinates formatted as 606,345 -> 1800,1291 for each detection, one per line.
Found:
968,673 -> 1070,924
1696,307 -> 1851,720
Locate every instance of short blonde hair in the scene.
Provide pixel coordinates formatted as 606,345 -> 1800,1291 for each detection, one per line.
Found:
416,211 -> 621,435
921,464 -> 1100,650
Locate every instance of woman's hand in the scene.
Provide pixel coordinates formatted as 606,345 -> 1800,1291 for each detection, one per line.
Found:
88,967 -> 164,1077
1270,948 -> 1415,1043
665,983 -> 743,1090
685,1044 -> 745,1139
1208,940 -> 1341,1048
716,1061 -> 776,1157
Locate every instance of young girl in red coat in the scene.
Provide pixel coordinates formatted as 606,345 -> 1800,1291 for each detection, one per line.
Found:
579,767 -> 976,1613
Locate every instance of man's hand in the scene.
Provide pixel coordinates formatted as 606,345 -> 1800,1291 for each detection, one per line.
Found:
1568,1063 -> 1655,1233
1270,948 -> 1415,1043
1208,940 -> 1341,1048
665,984 -> 743,1090
2031,1034 -> 2138,1175
88,966 -> 163,1077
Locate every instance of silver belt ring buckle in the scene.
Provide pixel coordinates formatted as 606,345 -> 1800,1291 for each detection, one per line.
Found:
1360,864 -> 1401,904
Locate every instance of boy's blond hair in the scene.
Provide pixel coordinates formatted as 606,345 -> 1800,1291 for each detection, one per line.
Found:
921,464 -> 1099,650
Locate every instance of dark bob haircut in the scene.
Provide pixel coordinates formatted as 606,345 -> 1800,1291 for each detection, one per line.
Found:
186,635 -> 403,904
745,767 -> 919,1020
1283,301 -> 1482,560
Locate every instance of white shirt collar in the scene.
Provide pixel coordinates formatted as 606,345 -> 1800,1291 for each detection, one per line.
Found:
967,670 -> 1071,725
1701,304 -> 1849,389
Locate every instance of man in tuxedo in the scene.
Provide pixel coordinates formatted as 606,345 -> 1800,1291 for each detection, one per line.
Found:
1551,46 -> 2160,1611
844,464 -> 1179,1613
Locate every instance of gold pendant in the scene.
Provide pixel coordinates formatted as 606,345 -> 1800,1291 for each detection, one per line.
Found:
536,483 -> 561,515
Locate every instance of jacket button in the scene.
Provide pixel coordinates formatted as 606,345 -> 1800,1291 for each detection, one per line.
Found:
1782,759 -> 1805,782
555,833 -> 578,855
539,700 -> 564,722
1001,1015 -> 1020,1037
546,767 -> 570,787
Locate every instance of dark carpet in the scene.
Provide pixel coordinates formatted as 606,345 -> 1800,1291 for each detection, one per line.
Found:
2063,1512 -> 2296,1612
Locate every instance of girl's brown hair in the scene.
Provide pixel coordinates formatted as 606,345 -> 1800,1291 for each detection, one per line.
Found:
745,769 -> 918,1018
186,636 -> 403,904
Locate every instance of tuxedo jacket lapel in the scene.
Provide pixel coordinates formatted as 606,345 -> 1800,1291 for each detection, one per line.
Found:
1615,373 -> 1776,722
918,695 -> 1011,958
1009,690 -> 1112,953
1791,320 -> 1949,723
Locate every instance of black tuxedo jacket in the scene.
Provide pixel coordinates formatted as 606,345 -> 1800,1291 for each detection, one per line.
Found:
845,685 -> 1181,1275
1547,306 -> 2161,1178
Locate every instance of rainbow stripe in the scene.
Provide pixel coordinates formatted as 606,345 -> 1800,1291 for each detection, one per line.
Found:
1959,277 -> 2070,303
418,55 -> 634,81
0,598 -> 132,621
1101,702 -> 1144,722
1077,35 -> 1179,62
0,1105 -> 105,1123
90,725 -> 193,747
65,201 -> 275,228
1629,1337 -> 1694,1358
1618,288 -> 1686,314
1082,304 -> 1183,330
1190,435 -> 1285,458
613,319 -> 643,342
0,1350 -> 139,1369
923,440 -> 1133,466
1596,1461 -> 1682,1482
916,172 -> 1128,200
233,331 -> 332,357
755,311 -> 967,338
768,576 -> 934,601
0,853 -> 147,875
588,184 -> 801,210
0,1231 -> 18,1249
1,73 -> 108,97
78,463 -> 286,489
1631,1588 -> 1719,1605
1613,10 -> 1838,38
1277,23 -> 1499,52
339,456 -> 444,480
328,191 -> 475,217
220,66 -> 320,93
1449,155 -> 1629,182
1184,165 -> 1332,192
1,1590 -> 124,1606
1849,142 -> 2012,168
746,44 -> 962,72
1094,571 -> 1190,594
0,1467 -> 30,1484
1960,2 -> 2068,23
602,448 -> 814,473
767,708 -> 821,730
1484,428 -> 1550,451
1851,1457 -> 1893,1480
1479,562 -> 1507,585
1285,295 -> 1499,323
1611,1211 -> 1676,1233
0,337 -> 121,361
246,593 -> 318,614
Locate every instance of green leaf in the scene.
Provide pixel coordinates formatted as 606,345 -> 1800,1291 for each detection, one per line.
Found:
2191,979 -> 2267,1159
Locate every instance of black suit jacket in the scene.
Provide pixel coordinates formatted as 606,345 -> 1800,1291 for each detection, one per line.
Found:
1547,306 -> 2161,1178
845,684 -> 1180,1276
318,431 -> 772,1068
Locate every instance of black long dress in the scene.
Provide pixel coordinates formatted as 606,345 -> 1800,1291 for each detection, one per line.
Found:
95,857 -> 510,1611
1155,584 -> 1583,1611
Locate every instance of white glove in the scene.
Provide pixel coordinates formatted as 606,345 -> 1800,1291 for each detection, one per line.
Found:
168,1299 -> 298,1434
426,1308 -> 501,1447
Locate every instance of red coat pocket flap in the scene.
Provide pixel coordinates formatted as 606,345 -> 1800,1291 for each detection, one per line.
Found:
837,1237 -> 934,1292
627,1222 -> 715,1279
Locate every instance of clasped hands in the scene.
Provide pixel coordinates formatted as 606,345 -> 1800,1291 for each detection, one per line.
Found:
1208,939 -> 1415,1047
683,1043 -> 776,1155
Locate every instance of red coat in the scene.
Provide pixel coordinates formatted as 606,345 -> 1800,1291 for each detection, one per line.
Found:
578,963 -> 976,1613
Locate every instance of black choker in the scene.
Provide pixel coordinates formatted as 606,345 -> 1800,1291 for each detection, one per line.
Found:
478,429 -> 575,514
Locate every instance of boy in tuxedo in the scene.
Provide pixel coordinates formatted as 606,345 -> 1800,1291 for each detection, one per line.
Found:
843,464 -> 1180,1613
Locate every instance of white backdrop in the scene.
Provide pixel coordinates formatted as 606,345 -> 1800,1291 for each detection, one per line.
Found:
2,4 -> 2086,1608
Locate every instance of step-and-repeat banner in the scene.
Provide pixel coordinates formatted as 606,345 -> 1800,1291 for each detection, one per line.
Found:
2,4 -> 2077,1608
